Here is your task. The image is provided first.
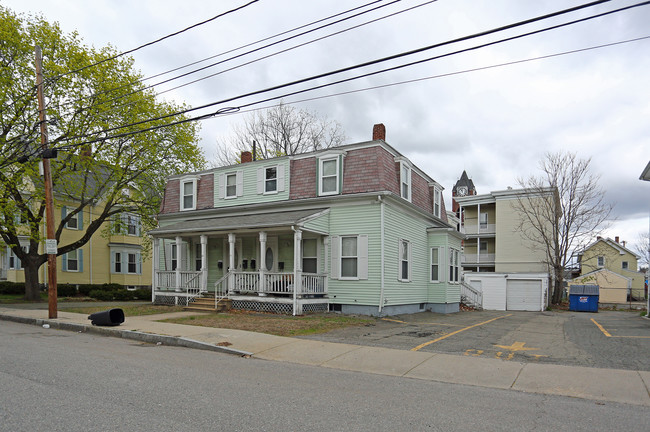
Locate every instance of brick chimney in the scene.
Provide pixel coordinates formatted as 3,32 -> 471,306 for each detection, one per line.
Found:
615,236 -> 619,243
372,123 -> 386,141
241,151 -> 252,163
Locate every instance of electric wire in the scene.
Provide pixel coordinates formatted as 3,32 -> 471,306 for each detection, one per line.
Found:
55,0 -> 407,113
54,7 -> 650,152
53,0 -> 626,144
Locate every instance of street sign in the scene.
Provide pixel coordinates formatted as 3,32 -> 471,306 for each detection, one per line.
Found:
45,239 -> 57,254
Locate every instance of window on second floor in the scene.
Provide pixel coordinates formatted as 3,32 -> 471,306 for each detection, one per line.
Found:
480,240 -> 488,253
400,163 -> 411,202
597,256 -> 605,268
62,206 -> 82,230
622,261 -> 629,270
180,178 -> 197,211
319,157 -> 339,196
479,212 -> 488,229
433,187 -> 441,217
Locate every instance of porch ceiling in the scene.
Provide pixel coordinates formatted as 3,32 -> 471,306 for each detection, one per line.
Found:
150,208 -> 328,236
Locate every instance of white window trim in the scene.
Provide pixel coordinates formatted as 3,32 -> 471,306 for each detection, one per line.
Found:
340,235 -> 359,280
448,248 -> 460,284
180,177 -> 198,211
264,166 -> 278,194
430,247 -> 441,283
64,249 -> 81,273
433,186 -> 441,218
398,239 -> 412,282
319,156 -> 340,196
597,256 -> 605,268
110,246 -> 142,275
399,161 -> 412,202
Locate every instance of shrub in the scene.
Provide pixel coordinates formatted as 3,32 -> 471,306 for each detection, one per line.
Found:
77,284 -> 95,296
112,289 -> 134,301
57,284 -> 77,297
133,288 -> 150,300
0,281 -> 25,295
88,290 -> 113,301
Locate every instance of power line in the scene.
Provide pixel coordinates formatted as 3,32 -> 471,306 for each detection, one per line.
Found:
50,0 -> 261,80
52,14 -> 649,153
55,0 -> 407,114
54,0 -> 623,144
84,0 -> 437,118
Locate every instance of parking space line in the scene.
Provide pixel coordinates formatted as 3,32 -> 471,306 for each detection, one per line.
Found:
590,318 -> 650,338
591,318 -> 612,337
381,318 -> 406,324
411,314 -> 513,351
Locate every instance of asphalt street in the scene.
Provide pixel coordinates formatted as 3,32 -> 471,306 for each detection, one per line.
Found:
300,310 -> 650,370
1,320 -> 648,432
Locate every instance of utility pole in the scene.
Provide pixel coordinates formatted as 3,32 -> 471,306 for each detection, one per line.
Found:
35,45 -> 57,319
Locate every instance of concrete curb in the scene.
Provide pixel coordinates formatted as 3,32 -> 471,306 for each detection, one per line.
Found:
0,313 -> 252,357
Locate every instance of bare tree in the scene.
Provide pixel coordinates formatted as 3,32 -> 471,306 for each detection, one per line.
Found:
213,102 -> 346,166
514,152 -> 613,304
633,231 -> 649,269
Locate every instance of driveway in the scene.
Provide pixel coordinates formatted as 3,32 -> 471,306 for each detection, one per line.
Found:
301,310 -> 650,371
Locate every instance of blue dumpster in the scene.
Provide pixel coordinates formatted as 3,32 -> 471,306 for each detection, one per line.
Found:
569,285 -> 599,312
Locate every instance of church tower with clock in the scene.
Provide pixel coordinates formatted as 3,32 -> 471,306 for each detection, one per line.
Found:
452,170 -> 476,215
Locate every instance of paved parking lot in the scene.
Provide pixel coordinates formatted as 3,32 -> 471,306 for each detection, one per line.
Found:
302,310 -> 650,370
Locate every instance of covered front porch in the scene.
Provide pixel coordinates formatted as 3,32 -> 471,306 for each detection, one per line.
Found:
149,209 -> 330,315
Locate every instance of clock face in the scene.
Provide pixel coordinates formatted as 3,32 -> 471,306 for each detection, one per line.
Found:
457,186 -> 468,196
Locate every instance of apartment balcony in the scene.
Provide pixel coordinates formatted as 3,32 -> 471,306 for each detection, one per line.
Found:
463,224 -> 496,236
462,253 -> 495,264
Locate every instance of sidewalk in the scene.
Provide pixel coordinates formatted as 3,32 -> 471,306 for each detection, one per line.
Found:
2,306 -> 649,407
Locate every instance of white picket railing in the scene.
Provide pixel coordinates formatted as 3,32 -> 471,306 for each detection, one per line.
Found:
301,273 -> 327,295
460,281 -> 483,309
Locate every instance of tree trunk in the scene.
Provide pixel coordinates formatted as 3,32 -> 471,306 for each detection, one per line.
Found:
551,267 -> 564,304
23,258 -> 42,301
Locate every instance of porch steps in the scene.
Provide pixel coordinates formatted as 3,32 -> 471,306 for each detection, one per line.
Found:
184,295 -> 232,313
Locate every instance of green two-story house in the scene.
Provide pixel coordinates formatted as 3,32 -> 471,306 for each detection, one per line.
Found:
149,124 -> 463,315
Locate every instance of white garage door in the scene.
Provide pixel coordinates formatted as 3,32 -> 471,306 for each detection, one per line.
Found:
506,279 -> 542,311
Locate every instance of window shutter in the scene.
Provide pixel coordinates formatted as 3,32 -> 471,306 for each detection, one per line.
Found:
315,158 -> 320,196
62,253 -> 68,272
330,236 -> 340,279
136,252 -> 142,274
218,174 -> 225,199
135,217 -> 141,236
398,240 -> 404,280
358,235 -> 368,280
257,168 -> 263,194
78,209 -> 83,230
79,249 -> 84,273
61,206 -> 67,225
277,165 -> 285,192
110,251 -> 116,274
181,242 -> 188,270
236,171 -> 243,197
407,241 -> 412,282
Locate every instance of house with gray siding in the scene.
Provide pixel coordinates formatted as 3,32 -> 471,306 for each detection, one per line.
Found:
149,124 -> 462,316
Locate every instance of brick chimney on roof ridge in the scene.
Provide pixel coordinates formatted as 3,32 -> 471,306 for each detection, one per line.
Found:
241,151 -> 252,163
372,123 -> 386,141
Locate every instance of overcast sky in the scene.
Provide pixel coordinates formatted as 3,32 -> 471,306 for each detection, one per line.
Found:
3,0 -> 649,257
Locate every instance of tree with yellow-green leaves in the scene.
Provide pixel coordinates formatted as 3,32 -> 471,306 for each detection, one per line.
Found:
0,7 -> 206,300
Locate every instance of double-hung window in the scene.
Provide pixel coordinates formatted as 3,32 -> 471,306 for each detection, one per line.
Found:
171,244 -> 178,271
180,178 -> 197,211
399,239 -> 411,282
8,246 -> 26,270
431,247 -> 441,282
63,249 -> 82,272
340,236 -> 358,278
62,206 -> 82,230
597,256 -> 604,268
400,163 -> 411,202
433,187 -> 441,217
225,173 -> 237,198
111,248 -> 141,274
114,252 -> 122,273
319,157 -> 339,195
128,253 -> 137,273
479,212 -> 488,229
265,167 -> 277,193
302,238 -> 318,274
622,261 -> 628,270
449,248 -> 460,283
195,243 -> 202,271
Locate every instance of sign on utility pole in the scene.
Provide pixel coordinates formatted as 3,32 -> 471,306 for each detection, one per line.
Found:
35,45 -> 58,319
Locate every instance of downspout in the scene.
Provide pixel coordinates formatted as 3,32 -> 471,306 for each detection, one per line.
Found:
378,195 -> 385,314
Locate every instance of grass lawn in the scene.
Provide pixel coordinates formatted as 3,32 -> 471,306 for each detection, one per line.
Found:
0,293 -> 48,303
163,309 -> 376,337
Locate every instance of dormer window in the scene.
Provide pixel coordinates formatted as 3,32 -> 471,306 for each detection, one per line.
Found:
257,165 -> 285,194
319,157 -> 339,196
400,162 -> 411,202
225,173 -> 237,198
265,167 -> 277,193
180,177 -> 197,211
433,187 -> 441,218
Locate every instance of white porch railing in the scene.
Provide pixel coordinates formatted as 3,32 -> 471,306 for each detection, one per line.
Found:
462,253 -> 495,264
301,273 -> 327,296
227,271 -> 327,297
156,270 -> 202,292
233,271 -> 260,294
460,281 -> 483,309
463,224 -> 496,235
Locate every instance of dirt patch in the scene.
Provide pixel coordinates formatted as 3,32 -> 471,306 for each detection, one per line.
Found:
162,310 -> 376,337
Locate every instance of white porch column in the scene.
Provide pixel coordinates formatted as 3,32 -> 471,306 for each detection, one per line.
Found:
200,235 -> 208,293
228,233 -> 236,294
258,231 -> 267,296
323,236 -> 330,297
175,236 -> 182,292
293,228 -> 302,316
152,237 -> 159,302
